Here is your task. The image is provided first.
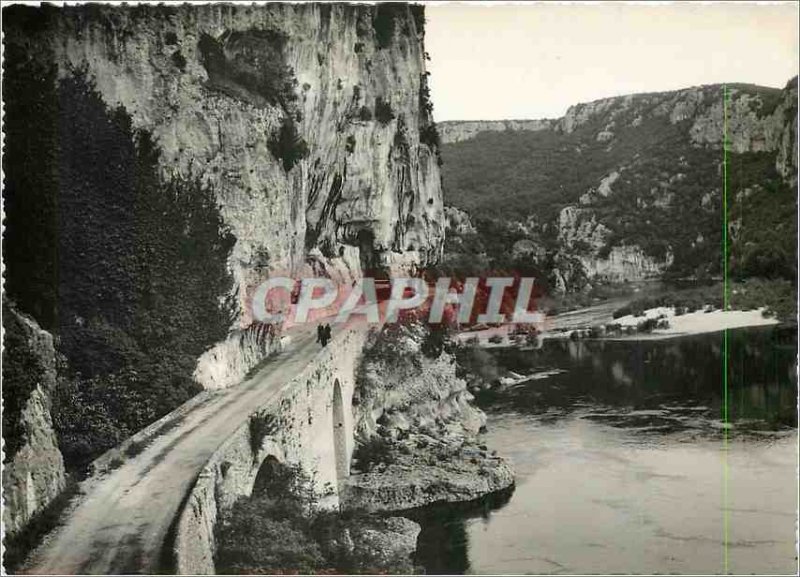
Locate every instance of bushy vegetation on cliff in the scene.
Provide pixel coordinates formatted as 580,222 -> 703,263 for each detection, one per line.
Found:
215,460 -> 417,574
2,28 -> 234,472
1,302 -> 54,461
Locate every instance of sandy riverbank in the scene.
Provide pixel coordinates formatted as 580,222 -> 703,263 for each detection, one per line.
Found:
610,307 -> 779,340
456,305 -> 781,347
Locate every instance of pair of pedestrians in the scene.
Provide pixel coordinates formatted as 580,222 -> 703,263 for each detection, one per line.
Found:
316,323 -> 332,347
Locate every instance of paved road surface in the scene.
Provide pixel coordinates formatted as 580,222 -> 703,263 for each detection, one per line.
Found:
22,323 -> 327,575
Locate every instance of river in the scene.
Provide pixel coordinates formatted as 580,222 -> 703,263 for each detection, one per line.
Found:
412,326 -> 798,575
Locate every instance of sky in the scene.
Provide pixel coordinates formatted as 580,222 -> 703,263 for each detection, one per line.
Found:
425,1 -> 799,121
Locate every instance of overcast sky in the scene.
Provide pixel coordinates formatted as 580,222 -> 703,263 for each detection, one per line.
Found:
425,1 -> 799,121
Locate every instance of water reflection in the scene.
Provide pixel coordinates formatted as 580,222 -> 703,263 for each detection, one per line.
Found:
479,326 -> 797,434
406,489 -> 514,575
413,327 -> 798,574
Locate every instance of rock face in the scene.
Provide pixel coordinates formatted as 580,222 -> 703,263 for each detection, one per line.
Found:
23,4 -> 444,385
444,205 -> 476,235
343,322 -> 514,511
2,302 -> 67,536
439,118 -> 557,144
776,77 -> 799,187
343,435 -> 514,512
440,78 -> 798,291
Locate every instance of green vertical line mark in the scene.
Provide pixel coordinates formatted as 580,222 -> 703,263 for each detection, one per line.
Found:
722,84 -> 730,575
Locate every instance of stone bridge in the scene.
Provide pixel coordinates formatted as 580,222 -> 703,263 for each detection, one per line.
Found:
173,327 -> 368,574
21,324 -> 369,575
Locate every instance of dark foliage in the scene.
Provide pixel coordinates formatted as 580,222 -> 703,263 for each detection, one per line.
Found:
216,461 -> 414,574
612,285 -> 723,319
1,302 -> 52,461
420,122 -> 442,150
3,37 -> 235,472
727,153 -> 797,281
421,322 -> 452,358
357,105 -> 373,121
374,97 -> 395,125
372,3 -> 407,49
409,4 -> 426,36
268,116 -> 310,171
248,413 -> 278,457
170,50 -> 186,71
351,435 -> 395,473
2,37 -> 60,329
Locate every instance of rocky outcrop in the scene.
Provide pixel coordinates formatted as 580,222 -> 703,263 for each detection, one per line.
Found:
776,77 -> 798,187
194,323 -> 282,390
343,322 -> 514,511
2,302 -> 67,536
13,3 -> 445,385
555,205 -> 672,288
439,119 -> 557,144
343,433 -> 514,511
444,205 -> 476,235
352,324 -> 487,443
440,78 -> 797,291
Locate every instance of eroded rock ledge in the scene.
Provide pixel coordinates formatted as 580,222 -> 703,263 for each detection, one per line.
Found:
343,322 -> 515,513
343,433 -> 514,511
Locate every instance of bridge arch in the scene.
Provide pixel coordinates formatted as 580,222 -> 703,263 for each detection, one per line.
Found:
332,379 -> 348,482
251,455 -> 284,500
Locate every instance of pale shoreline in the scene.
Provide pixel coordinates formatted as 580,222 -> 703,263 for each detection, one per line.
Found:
456,306 -> 782,347
608,307 -> 780,340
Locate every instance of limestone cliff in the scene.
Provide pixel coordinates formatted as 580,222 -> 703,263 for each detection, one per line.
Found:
2,301 -> 67,536
440,78 -> 798,291
9,4 -> 445,386
439,118 -> 557,144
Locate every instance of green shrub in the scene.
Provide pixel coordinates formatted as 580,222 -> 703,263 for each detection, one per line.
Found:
357,105 -> 372,121
420,123 -> 441,149
373,3 -> 407,49
216,460 -> 414,574
374,97 -> 395,125
248,413 -> 278,457
268,116 -> 309,171
170,50 -> 186,71
352,435 -> 395,473
216,500 -> 325,574
2,301 -> 52,461
124,439 -> 147,458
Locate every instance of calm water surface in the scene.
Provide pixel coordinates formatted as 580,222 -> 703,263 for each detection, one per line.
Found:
413,327 -> 798,575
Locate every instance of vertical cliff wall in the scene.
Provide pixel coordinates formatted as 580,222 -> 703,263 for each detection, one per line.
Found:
41,4 -> 443,304
4,4 -> 444,388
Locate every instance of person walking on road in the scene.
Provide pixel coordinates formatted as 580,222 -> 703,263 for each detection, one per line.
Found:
317,323 -> 332,347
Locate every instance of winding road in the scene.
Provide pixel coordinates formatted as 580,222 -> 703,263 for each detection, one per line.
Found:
22,323 -> 327,575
